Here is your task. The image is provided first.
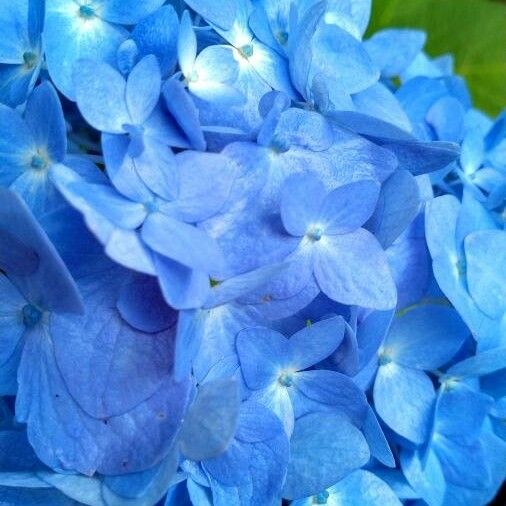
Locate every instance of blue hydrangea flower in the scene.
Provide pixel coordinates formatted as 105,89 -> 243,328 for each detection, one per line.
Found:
0,0 -> 44,106
43,0 -> 166,99
0,81 -> 99,215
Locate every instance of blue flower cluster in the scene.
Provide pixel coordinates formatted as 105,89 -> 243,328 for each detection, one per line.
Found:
0,1 -> 505,505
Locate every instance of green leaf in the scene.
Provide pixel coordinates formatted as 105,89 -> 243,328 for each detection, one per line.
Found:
367,0 -> 506,116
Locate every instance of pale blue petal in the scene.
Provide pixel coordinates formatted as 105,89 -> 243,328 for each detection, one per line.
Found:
374,363 -> 434,444
314,230 -> 397,310
126,55 -> 161,125
282,412 -> 369,500
44,1 -> 127,99
74,60 -> 130,133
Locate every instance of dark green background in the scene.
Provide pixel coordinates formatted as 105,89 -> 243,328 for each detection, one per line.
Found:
367,0 -> 506,116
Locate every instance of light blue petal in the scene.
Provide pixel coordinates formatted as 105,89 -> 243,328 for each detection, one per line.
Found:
293,369 -> 368,427
24,81 -> 67,163
153,254 -> 211,310
178,10 -> 197,78
289,316 -> 345,370
282,412 -> 370,500
52,269 -> 178,418
327,470 -> 401,506
173,151 -> 237,223
384,306 -> 469,371
365,29 -> 426,77
367,169 -> 419,249
361,407 -> 395,468
446,347 -> 506,379
117,274 -> 177,333
319,180 -> 380,234
280,172 -> 326,237
0,103 -> 35,186
44,1 -> 127,99
131,5 -> 179,76
236,327 -> 290,389
162,79 -> 206,151
183,0 -> 236,30
352,82 -> 412,133
75,59 -> 130,133
142,213 -> 224,273
400,449 -> 446,506
374,363 -> 434,444
382,140 -> 460,176
314,230 -> 397,310
126,55 -> 161,125
179,379 -> 240,461
465,230 -> 506,319
0,188 -> 83,314
98,0 -> 165,25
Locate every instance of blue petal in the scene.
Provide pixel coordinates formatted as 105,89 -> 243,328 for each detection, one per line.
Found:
446,347 -> 506,379
309,22 -> 378,95
51,268 -> 178,419
367,169 -> 420,249
362,407 -> 395,468
131,5 -> 179,76
432,436 -> 491,489
289,316 -> 345,370
179,379 -> 240,461
24,81 -> 67,163
374,363 -> 434,444
319,180 -> 380,234
0,276 -> 26,374
0,188 -> 83,314
16,323 -> 190,476
280,173 -> 326,237
0,103 -> 35,186
382,140 -> 460,176
465,230 -> 506,319
116,274 -> 177,333
153,254 -> 211,310
282,412 -> 369,500
365,29 -> 426,78
183,0 -> 237,30
126,55 -> 161,125
142,213 -> 224,273
434,385 -> 493,444
236,327 -> 290,389
293,369 -> 368,426
191,304 -> 265,384
98,0 -> 165,25
173,151 -> 237,222
178,10 -> 197,78
400,449 -> 446,506
44,1 -> 127,99
75,60 -> 130,133
313,470 -> 401,506
352,82 -> 412,133
55,178 -> 147,229
314,230 -> 397,310
384,306 -> 468,371
162,79 -> 206,151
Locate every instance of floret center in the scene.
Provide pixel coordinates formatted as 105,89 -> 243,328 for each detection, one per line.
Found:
79,5 -> 95,18
239,44 -> 254,59
306,225 -> 324,242
278,372 -> 294,387
30,154 -> 49,171
313,490 -> 330,504
22,304 -> 43,328
22,51 -> 38,69
276,31 -> 289,46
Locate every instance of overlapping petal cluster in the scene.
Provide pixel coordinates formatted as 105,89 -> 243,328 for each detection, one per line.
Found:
0,1 -> 505,505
